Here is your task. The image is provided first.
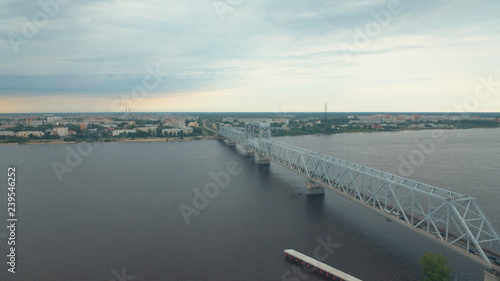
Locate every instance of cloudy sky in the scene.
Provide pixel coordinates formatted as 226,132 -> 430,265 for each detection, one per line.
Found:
1,0 -> 499,113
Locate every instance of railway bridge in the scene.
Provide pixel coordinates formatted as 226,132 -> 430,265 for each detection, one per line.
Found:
218,122 -> 500,267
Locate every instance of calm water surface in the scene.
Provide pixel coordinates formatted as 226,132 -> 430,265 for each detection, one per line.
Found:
0,128 -> 498,281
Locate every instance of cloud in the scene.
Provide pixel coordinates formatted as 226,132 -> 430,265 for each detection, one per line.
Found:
0,0 -> 499,112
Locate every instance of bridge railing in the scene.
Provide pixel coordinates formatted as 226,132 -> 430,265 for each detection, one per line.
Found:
218,124 -> 500,264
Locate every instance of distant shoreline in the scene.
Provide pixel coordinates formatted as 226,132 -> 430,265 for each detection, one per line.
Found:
0,127 -> 498,146
0,136 -> 218,146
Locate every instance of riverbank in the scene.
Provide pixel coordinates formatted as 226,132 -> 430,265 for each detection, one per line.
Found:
0,136 -> 219,145
1,126 -> 498,145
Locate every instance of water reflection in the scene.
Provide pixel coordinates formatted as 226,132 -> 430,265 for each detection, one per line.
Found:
305,193 -> 325,220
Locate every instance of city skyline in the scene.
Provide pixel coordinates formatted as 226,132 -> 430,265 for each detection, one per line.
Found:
1,0 -> 500,113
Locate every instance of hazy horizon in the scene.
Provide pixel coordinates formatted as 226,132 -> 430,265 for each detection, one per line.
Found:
2,111 -> 500,115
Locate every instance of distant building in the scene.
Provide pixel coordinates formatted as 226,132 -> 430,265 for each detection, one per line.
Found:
137,126 -> 157,136
16,131 -> 44,138
45,128 -> 57,136
0,124 -> 16,129
25,119 -> 44,126
47,116 -> 62,124
112,129 -> 136,136
0,131 -> 16,137
55,127 -> 69,137
222,117 -> 235,123
162,128 -> 181,135
163,118 -> 185,128
162,127 -> 193,136
273,118 -> 289,126
80,123 -> 87,130
188,121 -> 199,128
136,125 -> 157,131
100,118 -> 114,124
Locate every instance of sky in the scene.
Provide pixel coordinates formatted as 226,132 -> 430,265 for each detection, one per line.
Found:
1,0 -> 500,113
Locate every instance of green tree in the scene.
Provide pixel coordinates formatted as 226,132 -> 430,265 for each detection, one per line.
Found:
156,126 -> 163,137
420,252 -> 452,281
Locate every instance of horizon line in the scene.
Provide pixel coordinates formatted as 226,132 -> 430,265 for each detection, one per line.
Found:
1,111 -> 500,115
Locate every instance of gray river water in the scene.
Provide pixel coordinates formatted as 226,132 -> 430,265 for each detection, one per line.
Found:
0,128 -> 498,280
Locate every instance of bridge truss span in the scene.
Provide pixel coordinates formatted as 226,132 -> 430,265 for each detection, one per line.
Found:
218,123 -> 500,265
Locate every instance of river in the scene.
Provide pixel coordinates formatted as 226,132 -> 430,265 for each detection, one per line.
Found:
0,128 -> 498,280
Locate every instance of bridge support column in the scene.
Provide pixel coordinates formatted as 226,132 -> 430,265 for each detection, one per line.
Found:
242,148 -> 254,156
225,139 -> 236,146
306,180 -> 324,195
485,265 -> 500,281
255,153 -> 270,165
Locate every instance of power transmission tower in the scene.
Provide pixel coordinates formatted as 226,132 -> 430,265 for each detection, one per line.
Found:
324,103 -> 327,121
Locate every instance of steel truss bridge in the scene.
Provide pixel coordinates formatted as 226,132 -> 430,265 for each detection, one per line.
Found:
219,122 -> 500,266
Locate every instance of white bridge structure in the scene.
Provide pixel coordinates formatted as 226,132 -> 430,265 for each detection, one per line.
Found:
218,122 -> 500,266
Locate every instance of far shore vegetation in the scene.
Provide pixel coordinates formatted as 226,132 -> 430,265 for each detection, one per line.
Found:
1,112 -> 499,144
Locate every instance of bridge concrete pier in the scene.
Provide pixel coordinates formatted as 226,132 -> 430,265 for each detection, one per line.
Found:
255,153 -> 270,165
225,139 -> 236,146
306,180 -> 325,195
242,148 -> 254,156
